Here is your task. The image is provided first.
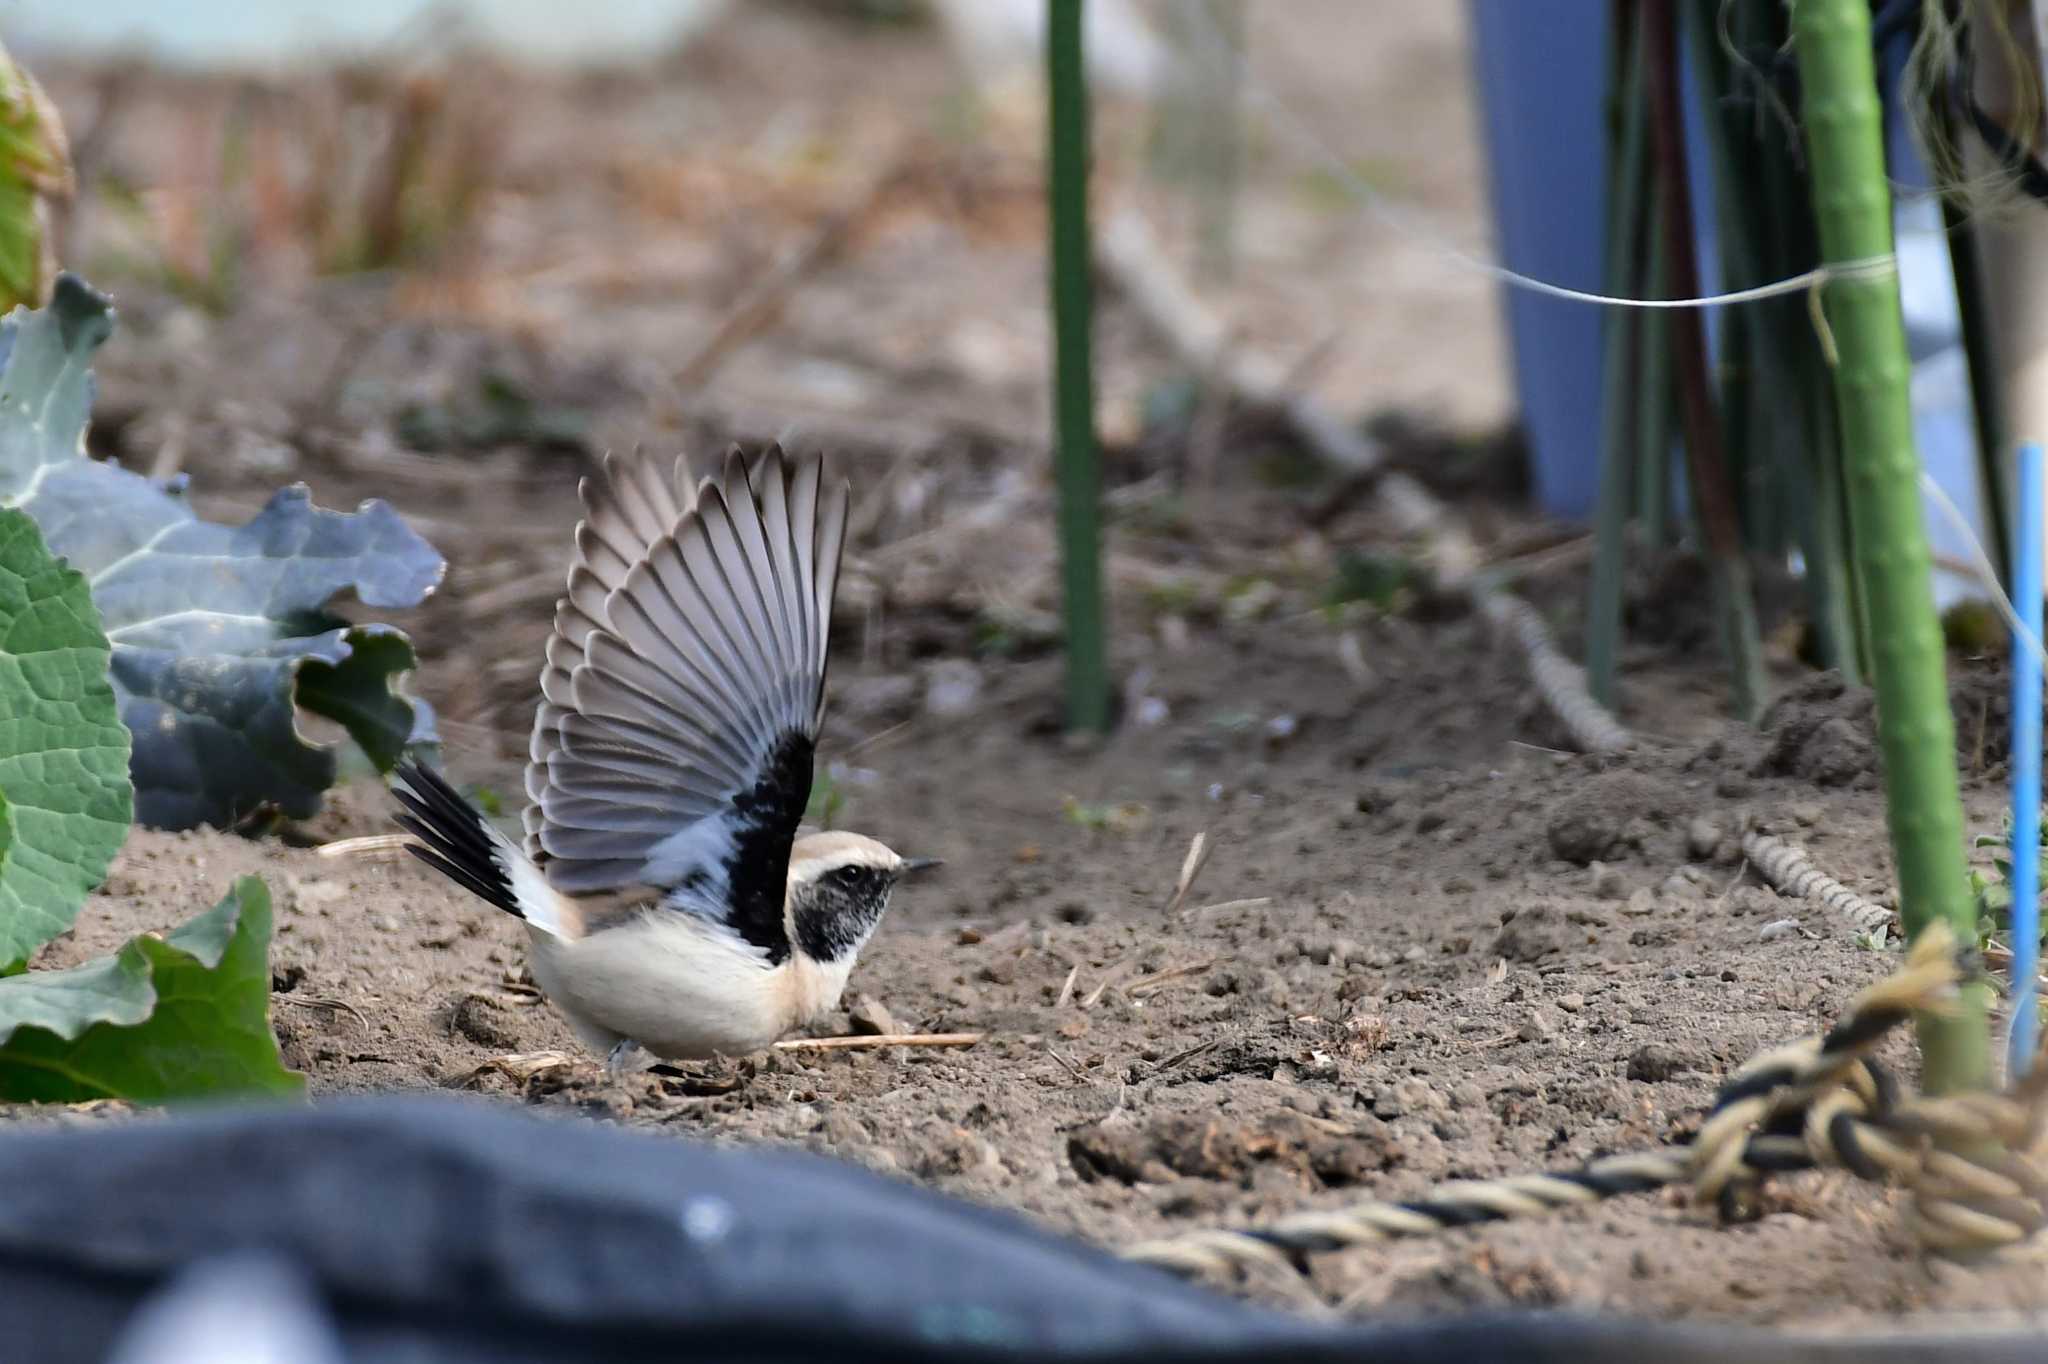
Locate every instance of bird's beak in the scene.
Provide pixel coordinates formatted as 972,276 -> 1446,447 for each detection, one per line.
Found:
898,856 -> 944,876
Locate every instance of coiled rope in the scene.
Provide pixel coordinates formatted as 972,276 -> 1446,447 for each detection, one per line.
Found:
1123,924 -> 2046,1278
1741,828 -> 1898,940
1472,588 -> 1634,755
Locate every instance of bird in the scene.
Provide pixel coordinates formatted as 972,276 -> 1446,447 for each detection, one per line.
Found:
391,445 -> 937,1072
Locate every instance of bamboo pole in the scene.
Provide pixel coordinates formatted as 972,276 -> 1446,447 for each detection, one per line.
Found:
1790,0 -> 1989,1092
1046,0 -> 1110,733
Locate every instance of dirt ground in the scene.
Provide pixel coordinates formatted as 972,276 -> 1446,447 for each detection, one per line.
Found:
17,0 -> 2048,1337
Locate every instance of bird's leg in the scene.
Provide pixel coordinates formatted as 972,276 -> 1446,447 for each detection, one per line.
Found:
604,1038 -> 651,1086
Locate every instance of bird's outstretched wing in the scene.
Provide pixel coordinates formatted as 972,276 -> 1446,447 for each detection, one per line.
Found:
525,445 -> 849,963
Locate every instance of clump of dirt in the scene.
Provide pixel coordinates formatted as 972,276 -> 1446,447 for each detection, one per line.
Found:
1544,768 -> 1699,865
1758,662 -> 2027,789
1757,674 -> 1880,789
1491,902 -> 1576,964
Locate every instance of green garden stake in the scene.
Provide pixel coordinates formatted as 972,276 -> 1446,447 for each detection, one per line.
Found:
1790,0 -> 1988,1092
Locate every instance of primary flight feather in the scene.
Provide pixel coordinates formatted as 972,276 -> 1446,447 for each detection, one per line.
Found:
394,446 -> 934,1065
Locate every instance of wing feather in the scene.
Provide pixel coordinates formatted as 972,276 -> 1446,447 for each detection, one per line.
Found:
605,565 -> 762,742
808,474 -> 848,728
652,495 -> 788,733
709,458 -> 794,701
750,459 -> 802,700
522,445 -> 849,961
576,634 -> 760,776
539,796 -> 705,834
555,707 -> 748,783
530,454 -> 694,833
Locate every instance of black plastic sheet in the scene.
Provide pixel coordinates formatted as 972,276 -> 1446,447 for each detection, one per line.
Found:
0,1097 -> 2037,1363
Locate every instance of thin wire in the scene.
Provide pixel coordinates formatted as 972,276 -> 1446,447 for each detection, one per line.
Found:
1901,473 -> 2046,1074
1181,4 -> 1897,312
1439,257 -> 1895,310
1920,470 -> 2048,668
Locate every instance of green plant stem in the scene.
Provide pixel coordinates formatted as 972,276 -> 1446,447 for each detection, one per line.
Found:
1634,208 -> 1673,545
1790,0 -> 1987,1093
1719,312 -> 1766,546
1757,47 -> 1866,678
1706,0 -> 1862,676
1587,314 -> 1637,711
1152,1 -> 1242,285
1804,386 -> 1866,679
1193,0 -> 1243,284
1046,0 -> 1109,734
1587,3 -> 1650,710
1642,0 -> 1765,722
1942,200 -> 2010,586
1686,0 -> 1767,553
1689,0 -> 1860,679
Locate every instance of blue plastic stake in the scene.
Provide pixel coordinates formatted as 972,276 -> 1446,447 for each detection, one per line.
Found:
2009,441 -> 2043,1079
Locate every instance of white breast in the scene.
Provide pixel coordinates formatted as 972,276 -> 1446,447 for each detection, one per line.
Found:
525,914 -> 856,1060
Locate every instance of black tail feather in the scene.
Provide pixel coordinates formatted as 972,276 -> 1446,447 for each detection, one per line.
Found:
392,761 -> 523,919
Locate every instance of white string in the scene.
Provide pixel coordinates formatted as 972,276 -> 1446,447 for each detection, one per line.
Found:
1180,5 -> 1897,312
1448,257 -> 1894,310
1920,469 -> 2047,668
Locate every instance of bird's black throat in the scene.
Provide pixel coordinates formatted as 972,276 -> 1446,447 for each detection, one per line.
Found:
790,873 -> 893,963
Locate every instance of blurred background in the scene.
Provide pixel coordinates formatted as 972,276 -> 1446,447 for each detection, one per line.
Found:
2,0 -> 1511,440
0,0 -> 1533,777
2,0 -> 2035,767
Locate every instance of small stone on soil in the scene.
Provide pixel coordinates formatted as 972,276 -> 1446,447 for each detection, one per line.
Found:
849,997 -> 900,1036
1686,817 -> 1724,861
451,995 -> 520,1050
1625,1043 -> 1699,1082
1588,862 -> 1627,900
1494,903 -> 1566,962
